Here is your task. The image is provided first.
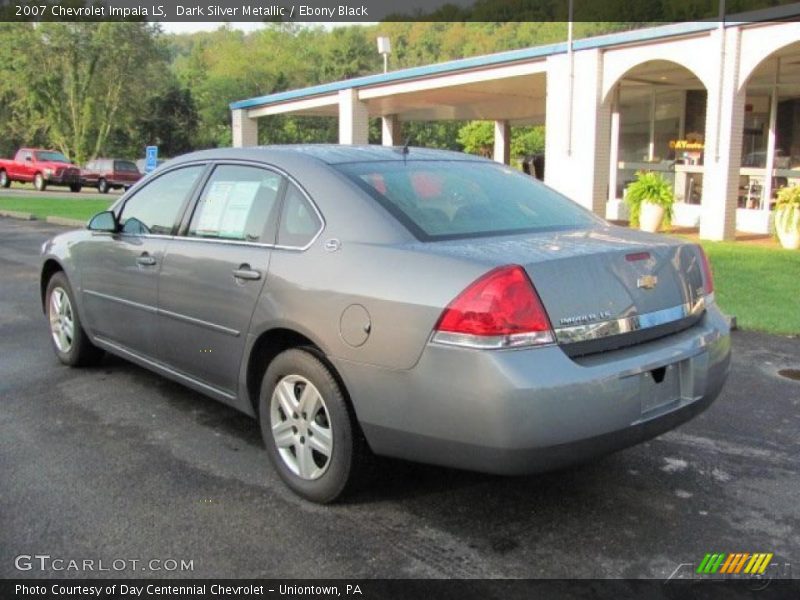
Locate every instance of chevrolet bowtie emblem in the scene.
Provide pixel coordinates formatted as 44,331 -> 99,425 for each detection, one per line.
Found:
637,275 -> 658,290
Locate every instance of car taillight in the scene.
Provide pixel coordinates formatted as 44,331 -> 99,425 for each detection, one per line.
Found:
696,245 -> 714,297
432,265 -> 555,349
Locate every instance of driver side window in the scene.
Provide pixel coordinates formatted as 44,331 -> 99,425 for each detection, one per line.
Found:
119,166 -> 204,235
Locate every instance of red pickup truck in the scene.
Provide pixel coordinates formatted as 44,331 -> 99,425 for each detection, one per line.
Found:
0,148 -> 83,192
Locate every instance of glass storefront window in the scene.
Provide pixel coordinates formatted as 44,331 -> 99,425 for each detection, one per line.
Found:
615,88 -> 707,203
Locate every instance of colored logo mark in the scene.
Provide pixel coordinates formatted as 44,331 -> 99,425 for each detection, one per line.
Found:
697,553 -> 774,575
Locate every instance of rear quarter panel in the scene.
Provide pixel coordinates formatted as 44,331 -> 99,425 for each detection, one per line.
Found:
256,242 -> 490,370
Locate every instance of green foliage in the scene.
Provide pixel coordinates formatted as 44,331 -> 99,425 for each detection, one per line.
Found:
775,185 -> 800,235
776,184 -> 800,208
511,126 -> 545,157
458,121 -> 546,158
457,121 -> 494,156
624,171 -> 675,228
15,23 -> 164,163
0,196 -> 113,222
698,240 -> 800,335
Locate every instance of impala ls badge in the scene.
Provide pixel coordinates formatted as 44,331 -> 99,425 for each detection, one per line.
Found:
637,275 -> 658,290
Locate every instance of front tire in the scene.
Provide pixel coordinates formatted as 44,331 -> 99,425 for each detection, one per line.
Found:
34,172 -> 46,191
45,272 -> 103,367
70,183 -> 82,193
0,169 -> 9,188
259,348 -> 366,503
97,178 -> 108,194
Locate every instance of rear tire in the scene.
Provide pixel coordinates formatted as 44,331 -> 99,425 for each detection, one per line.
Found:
97,178 -> 108,194
34,172 -> 46,191
259,348 -> 367,503
0,170 -> 9,188
70,183 -> 82,193
45,272 -> 103,367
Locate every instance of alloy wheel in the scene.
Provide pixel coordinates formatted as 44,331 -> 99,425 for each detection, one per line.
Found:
49,287 -> 74,353
270,374 -> 333,480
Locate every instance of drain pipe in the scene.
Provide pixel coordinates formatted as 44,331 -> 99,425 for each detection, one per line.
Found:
714,0 -> 726,162
566,0 -> 574,156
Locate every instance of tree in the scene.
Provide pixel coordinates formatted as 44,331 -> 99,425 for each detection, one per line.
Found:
20,22 -> 165,163
458,121 -> 546,159
457,121 -> 495,157
134,84 -> 198,157
511,126 -> 545,157
0,24 -> 45,157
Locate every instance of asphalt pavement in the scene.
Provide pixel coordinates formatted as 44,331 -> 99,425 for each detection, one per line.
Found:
1,217 -> 799,580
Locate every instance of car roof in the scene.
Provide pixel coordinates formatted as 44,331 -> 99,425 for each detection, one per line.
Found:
168,144 -> 489,166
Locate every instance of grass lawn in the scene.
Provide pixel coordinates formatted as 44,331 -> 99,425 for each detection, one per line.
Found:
700,241 -> 800,336
0,196 -> 113,222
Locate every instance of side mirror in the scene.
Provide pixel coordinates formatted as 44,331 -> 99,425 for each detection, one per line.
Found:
88,210 -> 117,232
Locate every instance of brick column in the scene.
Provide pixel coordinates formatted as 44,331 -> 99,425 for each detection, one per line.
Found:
381,114 -> 402,147
493,120 -> 511,165
339,89 -> 369,145
700,26 -> 743,241
544,50 -> 609,215
231,109 -> 258,147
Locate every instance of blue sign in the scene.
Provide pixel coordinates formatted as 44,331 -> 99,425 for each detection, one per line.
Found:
144,146 -> 159,174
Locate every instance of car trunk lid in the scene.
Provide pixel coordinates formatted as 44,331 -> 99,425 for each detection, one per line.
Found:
424,226 -> 708,356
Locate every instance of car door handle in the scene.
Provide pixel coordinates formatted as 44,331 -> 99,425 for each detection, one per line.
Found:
232,265 -> 261,281
136,253 -> 156,266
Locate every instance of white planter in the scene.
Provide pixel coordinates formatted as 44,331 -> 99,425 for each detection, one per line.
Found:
775,205 -> 800,250
639,202 -> 665,233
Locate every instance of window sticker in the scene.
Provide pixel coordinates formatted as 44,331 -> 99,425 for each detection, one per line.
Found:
195,180 -> 260,239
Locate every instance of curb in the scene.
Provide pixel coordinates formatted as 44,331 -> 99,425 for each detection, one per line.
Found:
45,216 -> 86,228
0,209 -> 34,220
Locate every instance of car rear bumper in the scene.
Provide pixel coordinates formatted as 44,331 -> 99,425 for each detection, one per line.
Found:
333,304 -> 731,475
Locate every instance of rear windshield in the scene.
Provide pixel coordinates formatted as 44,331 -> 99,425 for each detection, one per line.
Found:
334,160 -> 600,241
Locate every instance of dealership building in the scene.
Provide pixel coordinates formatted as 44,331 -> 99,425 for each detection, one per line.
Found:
230,13 -> 800,241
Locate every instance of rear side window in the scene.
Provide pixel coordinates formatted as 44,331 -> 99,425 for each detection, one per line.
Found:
119,166 -> 204,235
115,160 -> 138,173
335,160 -> 600,241
277,183 -> 322,247
188,165 -> 282,243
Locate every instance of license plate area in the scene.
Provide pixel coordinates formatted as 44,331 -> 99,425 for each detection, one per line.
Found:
640,361 -> 683,415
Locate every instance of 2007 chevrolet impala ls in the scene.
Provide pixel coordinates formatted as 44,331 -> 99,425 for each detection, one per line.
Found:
40,146 -> 731,502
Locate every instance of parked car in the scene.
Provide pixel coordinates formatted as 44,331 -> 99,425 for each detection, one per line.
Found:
82,158 -> 142,193
39,146 -> 731,503
0,148 -> 82,192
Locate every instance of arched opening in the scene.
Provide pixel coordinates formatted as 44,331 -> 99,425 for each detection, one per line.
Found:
735,41 -> 800,234
604,60 -> 708,224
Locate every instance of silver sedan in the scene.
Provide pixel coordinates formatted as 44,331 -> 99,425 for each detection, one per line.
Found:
40,146 -> 731,503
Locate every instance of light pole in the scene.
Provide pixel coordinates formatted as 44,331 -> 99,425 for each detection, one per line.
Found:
377,36 -> 391,74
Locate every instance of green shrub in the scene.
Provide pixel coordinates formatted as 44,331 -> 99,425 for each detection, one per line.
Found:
775,185 -> 800,235
624,171 -> 675,228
